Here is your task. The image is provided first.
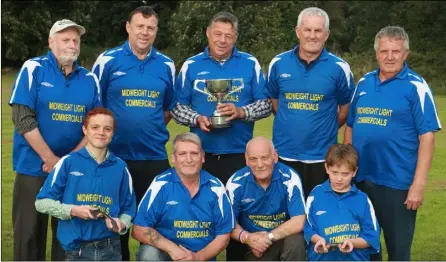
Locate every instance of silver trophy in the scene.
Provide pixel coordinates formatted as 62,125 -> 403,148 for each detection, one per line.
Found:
194,78 -> 244,129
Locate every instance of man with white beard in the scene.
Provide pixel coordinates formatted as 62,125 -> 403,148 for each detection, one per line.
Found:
9,19 -> 100,261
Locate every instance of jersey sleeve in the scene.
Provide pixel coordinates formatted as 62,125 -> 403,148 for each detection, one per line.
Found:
346,83 -> 361,128
225,175 -> 242,222
265,57 -> 281,99
36,155 -> 70,201
410,79 -> 442,134
335,61 -> 355,105
249,57 -> 267,101
212,183 -> 234,235
359,196 -> 380,254
175,60 -> 194,106
163,61 -> 177,111
286,168 -> 306,217
91,52 -> 114,101
303,194 -> 319,245
119,166 -> 137,218
133,179 -> 166,228
8,59 -> 42,110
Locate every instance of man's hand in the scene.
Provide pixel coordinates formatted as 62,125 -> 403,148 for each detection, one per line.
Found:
70,206 -> 97,220
105,217 -> 126,233
197,116 -> 211,132
251,248 -> 263,258
339,239 -> 354,254
177,245 -> 200,261
314,238 -> 329,254
405,183 -> 425,210
246,231 -> 272,254
42,155 -> 60,173
217,103 -> 245,121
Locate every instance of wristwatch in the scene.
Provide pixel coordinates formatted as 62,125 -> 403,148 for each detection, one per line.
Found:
268,232 -> 275,241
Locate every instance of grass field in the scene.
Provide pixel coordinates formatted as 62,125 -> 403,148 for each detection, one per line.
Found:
1,71 -> 446,261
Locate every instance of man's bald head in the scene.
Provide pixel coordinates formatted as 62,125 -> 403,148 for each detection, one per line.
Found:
245,136 -> 278,183
246,136 -> 275,155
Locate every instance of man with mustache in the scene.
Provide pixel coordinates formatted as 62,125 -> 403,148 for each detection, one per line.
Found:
9,19 -> 100,261
132,132 -> 233,261
265,7 -> 354,199
91,6 -> 175,260
171,11 -> 272,186
225,136 -> 306,261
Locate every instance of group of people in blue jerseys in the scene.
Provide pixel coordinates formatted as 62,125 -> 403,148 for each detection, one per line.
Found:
9,4 -> 441,262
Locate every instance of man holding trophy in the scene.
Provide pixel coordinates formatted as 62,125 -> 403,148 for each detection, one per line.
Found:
171,11 -> 272,185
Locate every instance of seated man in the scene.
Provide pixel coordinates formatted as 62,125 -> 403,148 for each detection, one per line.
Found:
132,132 -> 233,261
304,144 -> 380,261
226,136 -> 306,261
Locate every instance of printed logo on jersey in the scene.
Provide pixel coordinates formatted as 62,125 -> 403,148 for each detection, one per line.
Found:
166,201 -> 179,205
41,82 -> 54,87
70,171 -> 84,177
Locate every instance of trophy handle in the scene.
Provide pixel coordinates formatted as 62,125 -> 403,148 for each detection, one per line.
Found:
193,79 -> 212,96
223,78 -> 244,99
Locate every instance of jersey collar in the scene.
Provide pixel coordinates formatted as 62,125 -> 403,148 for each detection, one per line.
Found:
123,40 -> 156,60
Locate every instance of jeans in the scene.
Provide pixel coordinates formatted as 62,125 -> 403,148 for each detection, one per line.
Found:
136,244 -> 172,261
65,237 -> 121,261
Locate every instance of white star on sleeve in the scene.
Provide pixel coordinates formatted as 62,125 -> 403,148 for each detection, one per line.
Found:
180,60 -> 195,88
92,52 -> 114,81
164,61 -> 176,86
248,56 -> 262,84
282,169 -> 305,204
226,172 -> 249,204
145,180 -> 168,211
9,60 -> 42,104
211,179 -> 234,227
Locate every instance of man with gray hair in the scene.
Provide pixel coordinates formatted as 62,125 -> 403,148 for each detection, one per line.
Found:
171,11 -> 272,185
132,132 -> 233,261
345,26 -> 441,260
9,19 -> 100,260
226,136 -> 306,261
265,7 -> 354,199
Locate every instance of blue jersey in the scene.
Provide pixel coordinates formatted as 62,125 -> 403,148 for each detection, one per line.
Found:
176,47 -> 267,154
36,147 -> 136,251
266,47 -> 354,161
92,41 -> 176,160
133,168 -> 234,256
304,181 -> 380,261
9,51 -> 101,176
226,162 -> 306,232
347,64 -> 441,189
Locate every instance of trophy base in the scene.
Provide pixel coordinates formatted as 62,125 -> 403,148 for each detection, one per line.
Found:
210,116 -> 231,128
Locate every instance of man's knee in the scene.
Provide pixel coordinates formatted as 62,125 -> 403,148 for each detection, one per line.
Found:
281,233 -> 306,261
136,244 -> 171,261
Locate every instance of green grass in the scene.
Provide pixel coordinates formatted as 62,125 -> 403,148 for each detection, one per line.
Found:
2,71 -> 446,260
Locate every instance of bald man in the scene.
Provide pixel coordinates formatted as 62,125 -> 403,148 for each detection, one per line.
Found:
225,136 -> 307,261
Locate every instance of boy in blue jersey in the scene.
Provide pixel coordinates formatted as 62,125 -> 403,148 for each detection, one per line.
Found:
304,144 -> 380,261
171,12 -> 272,186
132,133 -> 233,261
36,107 -> 136,261
344,26 -> 441,261
9,19 -> 100,261
91,6 -> 175,259
265,7 -> 354,199
226,136 -> 307,261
